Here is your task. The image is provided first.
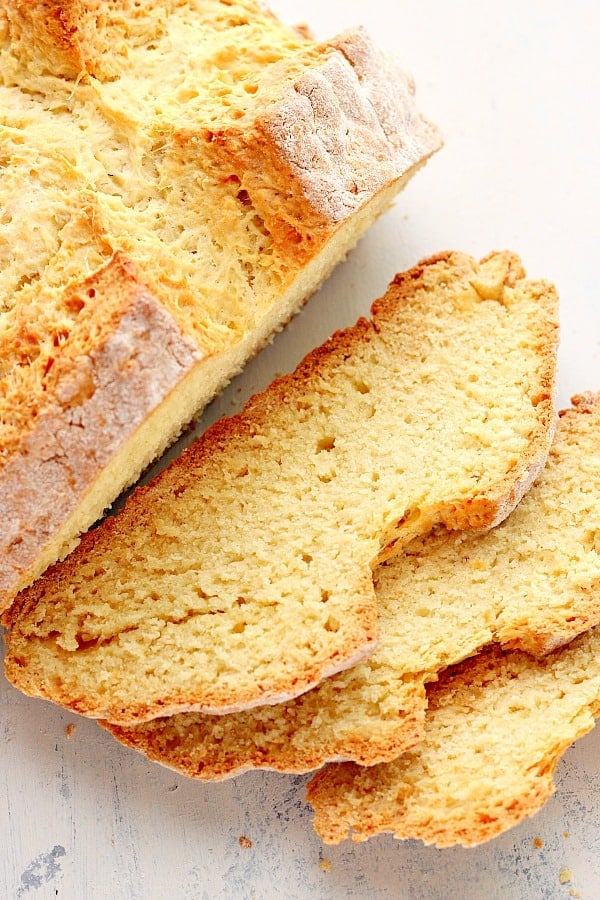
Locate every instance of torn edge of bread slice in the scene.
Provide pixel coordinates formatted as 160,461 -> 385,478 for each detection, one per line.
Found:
101,393 -> 599,779
308,620 -> 600,847
0,3 -> 442,608
3,251 -> 558,724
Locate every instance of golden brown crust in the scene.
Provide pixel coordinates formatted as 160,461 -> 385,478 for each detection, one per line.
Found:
101,675 -> 427,780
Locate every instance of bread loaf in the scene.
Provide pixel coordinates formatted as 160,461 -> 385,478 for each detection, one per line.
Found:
308,627 -> 600,848
101,393 -> 599,779
0,0 -> 441,607
3,251 -> 558,725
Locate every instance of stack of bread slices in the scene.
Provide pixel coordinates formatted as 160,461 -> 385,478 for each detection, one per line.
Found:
2,1 -> 599,854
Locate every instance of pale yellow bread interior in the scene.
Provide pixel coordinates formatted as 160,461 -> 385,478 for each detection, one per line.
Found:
101,393 -> 599,779
308,624 -> 600,847
4,251 -> 557,726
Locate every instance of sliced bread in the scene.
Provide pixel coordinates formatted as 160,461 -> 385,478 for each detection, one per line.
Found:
101,393 -> 599,778
0,1 -> 441,607
3,251 -> 558,724
307,626 -> 600,847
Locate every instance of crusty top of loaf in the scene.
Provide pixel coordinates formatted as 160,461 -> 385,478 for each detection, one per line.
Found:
308,623 -> 600,848
102,393 -> 600,779
4,251 -> 558,724
0,0 -> 441,604
0,4 -> 440,462
2,1 -> 309,82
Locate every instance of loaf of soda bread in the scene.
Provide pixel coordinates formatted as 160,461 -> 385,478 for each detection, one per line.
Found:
308,627 -> 600,847
0,0 -> 442,608
3,251 -> 558,725
101,393 -> 599,779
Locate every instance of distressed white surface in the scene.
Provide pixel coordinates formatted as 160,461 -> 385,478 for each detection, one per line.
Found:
2,1 -> 600,897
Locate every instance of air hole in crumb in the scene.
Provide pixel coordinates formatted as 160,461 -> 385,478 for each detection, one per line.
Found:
52,329 -> 70,347
65,296 -> 85,313
320,590 -> 330,603
316,435 -> 335,453
324,616 -> 340,632
317,471 -> 337,484
302,553 -> 313,564
353,379 -> 371,394
74,634 -> 102,651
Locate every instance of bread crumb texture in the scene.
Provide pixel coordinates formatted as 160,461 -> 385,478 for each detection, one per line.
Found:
0,0 -> 441,605
102,394 -> 600,779
307,433 -> 600,847
4,251 -> 557,724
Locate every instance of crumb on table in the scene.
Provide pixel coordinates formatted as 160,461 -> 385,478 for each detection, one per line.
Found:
239,835 -> 252,849
559,868 -> 571,884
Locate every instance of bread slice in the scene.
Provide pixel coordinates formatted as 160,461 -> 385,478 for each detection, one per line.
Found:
308,625 -> 600,848
0,2 -> 442,608
100,393 -> 599,778
3,251 -> 558,725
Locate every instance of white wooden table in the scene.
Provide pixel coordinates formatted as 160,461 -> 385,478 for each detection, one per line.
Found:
3,2 -> 600,897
